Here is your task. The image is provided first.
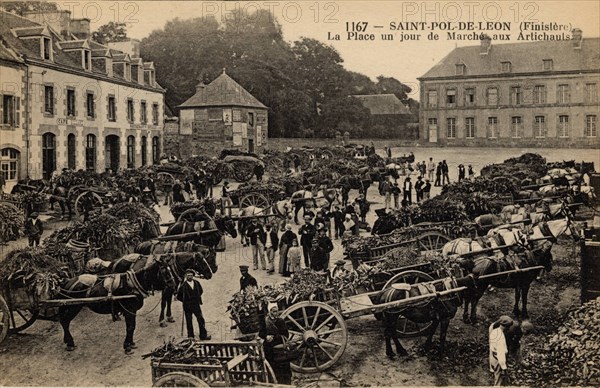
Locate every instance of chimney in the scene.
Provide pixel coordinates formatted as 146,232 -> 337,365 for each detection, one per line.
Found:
196,81 -> 206,92
572,28 -> 582,49
480,34 -> 492,55
24,10 -> 71,39
71,18 -> 91,40
107,40 -> 141,58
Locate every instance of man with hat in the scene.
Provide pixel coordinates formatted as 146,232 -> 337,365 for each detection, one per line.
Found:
403,177 -> 412,205
239,265 -> 258,291
458,164 -> 466,182
310,225 -> 333,271
299,214 -> 316,269
331,260 -> 349,279
176,269 -> 211,340
423,179 -> 432,200
24,212 -> 44,247
222,181 -> 233,216
247,218 -> 267,271
489,315 -> 514,386
415,176 -> 424,203
278,224 -> 298,275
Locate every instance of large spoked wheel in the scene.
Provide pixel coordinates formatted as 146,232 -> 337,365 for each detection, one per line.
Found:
8,307 -> 39,333
240,193 -> 270,209
232,162 -> 254,183
0,295 -> 9,344
416,232 -> 451,252
74,191 -> 103,216
266,157 -> 284,176
383,270 -> 434,338
279,301 -> 348,373
178,208 -> 202,222
153,372 -> 209,387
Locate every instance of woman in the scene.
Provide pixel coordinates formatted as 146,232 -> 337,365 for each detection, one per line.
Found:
278,225 -> 298,275
259,303 -> 292,385
287,239 -> 302,275
172,179 -> 186,203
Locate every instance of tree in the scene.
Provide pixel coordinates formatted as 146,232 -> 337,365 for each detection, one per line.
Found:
92,22 -> 129,44
375,76 -> 412,103
0,1 -> 58,15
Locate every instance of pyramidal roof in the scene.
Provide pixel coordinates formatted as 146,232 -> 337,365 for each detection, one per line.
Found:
179,69 -> 267,109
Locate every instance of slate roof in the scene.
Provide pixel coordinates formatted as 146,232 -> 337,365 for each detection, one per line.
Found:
352,94 -> 410,115
420,38 -> 600,79
179,71 -> 267,109
58,40 -> 89,50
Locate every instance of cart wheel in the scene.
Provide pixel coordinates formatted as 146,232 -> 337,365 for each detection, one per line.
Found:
280,301 -> 348,373
266,157 -> 284,176
178,208 -> 201,222
8,308 -> 39,333
153,372 -> 209,387
67,184 -> 86,203
75,191 -> 103,217
416,232 -> 451,252
0,295 -> 9,344
240,193 -> 270,209
263,360 -> 278,384
382,270 -> 434,338
232,162 -> 254,183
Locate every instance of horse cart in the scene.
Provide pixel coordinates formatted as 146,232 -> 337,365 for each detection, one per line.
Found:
149,339 -> 278,387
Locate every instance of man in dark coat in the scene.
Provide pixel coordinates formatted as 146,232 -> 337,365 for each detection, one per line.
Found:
254,163 -> 265,182
278,225 -> 298,275
264,223 -> 279,273
435,162 -> 442,187
414,176 -> 424,203
442,160 -> 450,185
331,205 -> 345,239
177,269 -> 211,340
239,265 -> 258,291
24,212 -> 44,247
311,227 -> 334,271
247,218 -> 267,270
299,215 -> 316,268
403,177 -> 412,205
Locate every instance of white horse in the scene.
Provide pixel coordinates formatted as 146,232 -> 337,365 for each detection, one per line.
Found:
442,224 -> 528,257
527,217 -> 579,244
238,200 -> 292,245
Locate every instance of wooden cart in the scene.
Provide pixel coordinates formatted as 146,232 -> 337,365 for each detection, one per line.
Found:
150,340 -> 277,387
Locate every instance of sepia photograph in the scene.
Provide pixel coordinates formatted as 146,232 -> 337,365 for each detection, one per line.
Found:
0,0 -> 598,386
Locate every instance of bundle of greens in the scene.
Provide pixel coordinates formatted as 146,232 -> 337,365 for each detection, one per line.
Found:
0,202 -> 23,243
105,202 -> 160,239
77,214 -> 141,254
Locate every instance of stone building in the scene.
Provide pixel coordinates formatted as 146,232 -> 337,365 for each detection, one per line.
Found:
178,70 -> 268,157
352,94 -> 417,139
418,31 -> 599,147
0,10 -> 165,188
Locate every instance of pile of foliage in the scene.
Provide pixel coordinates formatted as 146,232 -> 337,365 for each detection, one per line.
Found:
105,202 -> 161,239
441,177 -> 518,196
342,227 -> 426,257
9,191 -> 47,213
143,338 -> 230,364
234,182 -> 286,199
480,153 -> 548,183
0,202 -> 23,243
511,297 -> 600,387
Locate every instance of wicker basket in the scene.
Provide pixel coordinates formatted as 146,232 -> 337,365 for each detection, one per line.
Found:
235,308 -> 263,334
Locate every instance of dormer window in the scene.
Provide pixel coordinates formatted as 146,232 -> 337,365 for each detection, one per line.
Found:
43,37 -> 52,60
83,50 -> 91,71
501,61 -> 512,73
125,63 -> 131,81
455,64 -> 466,76
543,59 -> 553,71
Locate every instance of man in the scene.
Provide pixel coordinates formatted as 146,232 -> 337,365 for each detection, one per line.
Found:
403,177 -> 412,205
442,160 -> 450,185
299,214 -> 316,269
428,157 -> 435,181
489,315 -> 513,386
24,212 -> 44,247
391,182 -> 401,209
381,179 -> 392,210
435,162 -> 442,187
278,224 -> 298,275
311,226 -> 334,271
222,181 -> 233,216
423,179 -> 432,200
254,163 -> 265,182
331,205 -> 345,239
264,223 -> 279,274
177,269 -> 211,340
415,176 -> 424,203
239,265 -> 258,291
247,218 -> 267,270
458,164 -> 466,182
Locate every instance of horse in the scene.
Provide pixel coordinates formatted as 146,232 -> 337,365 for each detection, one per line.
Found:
526,217 -> 580,246
165,212 -> 238,248
442,226 -> 528,257
374,273 -> 477,358
457,242 -> 554,323
290,189 -> 316,224
57,254 -> 176,353
237,200 -> 292,246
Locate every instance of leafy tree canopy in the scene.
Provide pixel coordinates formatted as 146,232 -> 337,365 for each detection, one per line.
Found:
91,22 -> 129,44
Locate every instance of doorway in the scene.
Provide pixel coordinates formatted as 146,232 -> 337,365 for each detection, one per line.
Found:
105,135 -> 120,173
248,139 -> 254,153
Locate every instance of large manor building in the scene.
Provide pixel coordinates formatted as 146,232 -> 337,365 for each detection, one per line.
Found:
418,30 -> 599,147
0,10 -> 164,189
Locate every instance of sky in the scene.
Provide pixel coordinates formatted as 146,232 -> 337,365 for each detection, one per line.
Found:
50,1 -> 600,100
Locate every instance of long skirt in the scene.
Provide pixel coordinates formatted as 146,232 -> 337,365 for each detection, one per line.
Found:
278,244 -> 290,274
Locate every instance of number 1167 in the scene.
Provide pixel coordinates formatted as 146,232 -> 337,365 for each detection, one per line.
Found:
346,22 -> 368,32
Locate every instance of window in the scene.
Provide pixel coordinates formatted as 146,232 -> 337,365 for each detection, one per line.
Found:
67,89 -> 76,117
83,50 -> 91,70
455,64 -> 466,75
533,85 -> 546,104
152,136 -> 160,164
585,83 -> 598,103
488,117 -> 498,138
557,84 -> 570,104
85,134 -> 96,172
43,37 -> 51,60
534,116 -> 546,138
427,91 -> 438,107
248,112 -> 254,127
446,89 -> 456,106
2,95 -> 15,126
108,96 -> 116,121
465,117 -> 475,138
140,101 -> 147,124
487,88 -> 498,106
0,148 -> 19,181
127,99 -> 134,122
67,133 -> 76,170
558,115 -> 569,137
86,93 -> 95,118
152,103 -> 159,125
428,118 -> 438,126
42,132 -> 56,180
585,115 -> 597,137
501,61 -> 512,73
127,135 -> 135,168
511,116 -> 522,138
208,108 -> 221,121
465,88 -> 475,105
44,85 -> 54,114
141,136 -> 147,166
510,87 -> 522,105
446,118 -> 456,139
543,59 -> 553,71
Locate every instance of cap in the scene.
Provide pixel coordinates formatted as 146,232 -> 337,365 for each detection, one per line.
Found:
335,260 -> 346,266
224,181 -> 229,185
185,268 -> 196,275
143,187 -> 151,192
239,265 -> 249,271
498,315 -> 514,327
30,212 -> 39,218
285,224 -> 292,230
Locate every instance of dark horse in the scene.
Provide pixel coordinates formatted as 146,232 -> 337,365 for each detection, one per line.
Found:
374,274 -> 477,358
134,242 -> 218,326
165,213 -> 238,248
57,254 -> 176,353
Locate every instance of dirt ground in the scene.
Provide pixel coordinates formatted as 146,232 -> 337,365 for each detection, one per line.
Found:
0,147 -> 589,387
